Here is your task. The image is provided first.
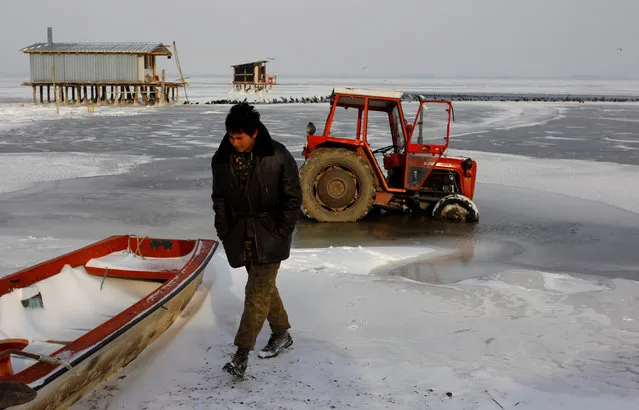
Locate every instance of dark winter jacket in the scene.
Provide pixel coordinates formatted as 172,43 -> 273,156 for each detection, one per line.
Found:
211,122 -> 302,268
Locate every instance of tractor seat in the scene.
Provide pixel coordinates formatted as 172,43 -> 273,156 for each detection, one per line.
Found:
383,152 -> 404,170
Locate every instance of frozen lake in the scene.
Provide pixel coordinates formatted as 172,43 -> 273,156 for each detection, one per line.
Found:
1,77 -> 639,409
0,100 -> 638,282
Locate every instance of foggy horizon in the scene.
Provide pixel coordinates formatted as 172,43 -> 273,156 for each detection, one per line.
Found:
2,0 -> 638,80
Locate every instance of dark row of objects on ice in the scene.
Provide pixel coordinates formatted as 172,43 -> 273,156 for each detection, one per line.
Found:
184,96 -> 333,105
183,93 -> 639,105
402,93 -> 639,103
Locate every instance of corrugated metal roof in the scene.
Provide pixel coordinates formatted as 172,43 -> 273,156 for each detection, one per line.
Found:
20,42 -> 170,54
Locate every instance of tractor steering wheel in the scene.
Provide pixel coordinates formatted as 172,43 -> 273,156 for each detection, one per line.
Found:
372,145 -> 395,155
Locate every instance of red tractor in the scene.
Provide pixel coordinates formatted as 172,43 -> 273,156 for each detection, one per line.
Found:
300,87 -> 479,223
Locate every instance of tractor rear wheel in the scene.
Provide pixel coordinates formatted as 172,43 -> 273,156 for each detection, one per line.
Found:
300,148 -> 376,222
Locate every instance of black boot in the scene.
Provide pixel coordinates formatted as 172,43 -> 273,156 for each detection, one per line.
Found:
222,347 -> 249,378
258,330 -> 293,359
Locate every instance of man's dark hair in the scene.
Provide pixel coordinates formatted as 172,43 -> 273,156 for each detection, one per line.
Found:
225,102 -> 261,135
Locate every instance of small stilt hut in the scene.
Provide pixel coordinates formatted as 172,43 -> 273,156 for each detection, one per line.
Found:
231,60 -> 277,93
20,28 -> 186,105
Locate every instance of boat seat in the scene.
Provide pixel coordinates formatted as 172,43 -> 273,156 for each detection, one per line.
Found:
0,339 -> 29,378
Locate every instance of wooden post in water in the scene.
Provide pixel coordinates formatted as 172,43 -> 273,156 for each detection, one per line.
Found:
133,85 -> 139,105
52,66 -> 60,115
173,41 -> 188,103
160,69 -> 166,105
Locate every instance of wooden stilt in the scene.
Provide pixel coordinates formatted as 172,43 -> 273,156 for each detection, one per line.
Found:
160,69 -> 166,104
133,85 -> 139,105
51,67 -> 60,115
24,80 -> 185,108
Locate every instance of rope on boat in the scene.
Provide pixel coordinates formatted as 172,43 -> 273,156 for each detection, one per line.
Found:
102,234 -> 149,291
124,234 -> 149,259
100,266 -> 109,290
0,349 -> 76,374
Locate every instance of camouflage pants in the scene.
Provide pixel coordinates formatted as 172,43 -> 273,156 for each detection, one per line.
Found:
234,261 -> 291,351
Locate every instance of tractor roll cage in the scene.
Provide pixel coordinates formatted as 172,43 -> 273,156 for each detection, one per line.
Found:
322,92 -> 452,153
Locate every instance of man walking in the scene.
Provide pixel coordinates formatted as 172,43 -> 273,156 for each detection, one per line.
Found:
211,102 -> 302,378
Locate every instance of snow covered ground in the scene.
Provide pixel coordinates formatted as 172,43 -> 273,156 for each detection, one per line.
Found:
0,77 -> 638,409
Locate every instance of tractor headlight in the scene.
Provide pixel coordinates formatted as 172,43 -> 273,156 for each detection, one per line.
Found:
306,122 -> 316,136
462,158 -> 473,171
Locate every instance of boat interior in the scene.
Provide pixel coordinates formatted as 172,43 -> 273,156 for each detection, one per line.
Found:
0,246 -> 196,377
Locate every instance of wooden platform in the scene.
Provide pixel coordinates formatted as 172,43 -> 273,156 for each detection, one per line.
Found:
23,81 -> 185,105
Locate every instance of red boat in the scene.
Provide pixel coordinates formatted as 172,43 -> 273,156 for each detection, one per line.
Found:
0,235 -> 217,409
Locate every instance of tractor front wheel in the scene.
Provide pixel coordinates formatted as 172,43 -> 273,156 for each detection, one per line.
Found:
432,194 -> 479,223
300,148 -> 376,222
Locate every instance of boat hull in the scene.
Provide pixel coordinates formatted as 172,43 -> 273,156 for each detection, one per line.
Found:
0,235 -> 218,409
10,270 -> 203,410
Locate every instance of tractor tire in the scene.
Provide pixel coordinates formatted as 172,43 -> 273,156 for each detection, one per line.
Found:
300,148 -> 376,222
432,194 -> 479,223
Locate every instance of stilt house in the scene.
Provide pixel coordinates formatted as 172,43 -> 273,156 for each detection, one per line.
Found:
231,60 -> 277,93
20,28 -> 185,105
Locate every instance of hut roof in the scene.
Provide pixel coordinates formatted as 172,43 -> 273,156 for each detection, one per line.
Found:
20,42 -> 172,56
231,60 -> 269,67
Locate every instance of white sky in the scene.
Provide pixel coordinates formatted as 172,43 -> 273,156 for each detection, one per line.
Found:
2,0 -> 639,78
